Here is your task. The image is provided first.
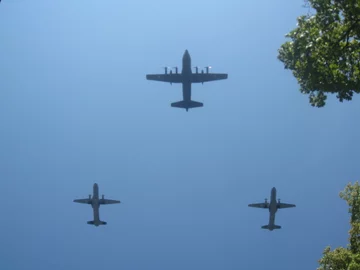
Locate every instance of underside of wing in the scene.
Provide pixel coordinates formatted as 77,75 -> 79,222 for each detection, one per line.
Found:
74,198 -> 92,204
277,203 -> 296,209
100,199 -> 121,205
146,74 -> 183,83
191,73 -> 228,83
248,203 -> 269,209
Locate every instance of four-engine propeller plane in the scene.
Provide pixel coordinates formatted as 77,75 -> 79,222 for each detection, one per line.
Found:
73,183 -> 120,226
146,50 -> 228,111
248,187 -> 296,231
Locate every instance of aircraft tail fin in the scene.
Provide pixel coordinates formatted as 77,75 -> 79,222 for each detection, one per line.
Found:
261,225 -> 281,230
171,100 -> 203,110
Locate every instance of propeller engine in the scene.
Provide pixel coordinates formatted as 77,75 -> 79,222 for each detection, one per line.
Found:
102,195 -> 105,200
162,66 -> 171,74
264,198 -> 268,204
172,67 -> 179,74
89,195 -> 91,199
205,66 -> 212,73
193,66 -> 200,73
278,199 -> 281,204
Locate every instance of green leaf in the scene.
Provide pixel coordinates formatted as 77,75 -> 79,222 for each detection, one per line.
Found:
278,0 -> 360,107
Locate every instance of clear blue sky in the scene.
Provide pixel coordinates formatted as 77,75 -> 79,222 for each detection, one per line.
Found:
1,1 -> 359,269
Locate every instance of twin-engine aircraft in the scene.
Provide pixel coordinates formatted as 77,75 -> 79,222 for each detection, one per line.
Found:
248,187 -> 296,231
146,50 -> 228,111
73,184 -> 295,230
73,183 -> 120,226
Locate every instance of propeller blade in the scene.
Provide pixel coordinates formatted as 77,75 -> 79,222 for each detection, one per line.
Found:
172,67 -> 179,73
204,66 -> 212,73
162,66 -> 171,74
193,66 -> 200,73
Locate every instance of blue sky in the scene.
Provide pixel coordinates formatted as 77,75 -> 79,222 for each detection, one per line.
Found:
1,0 -> 359,269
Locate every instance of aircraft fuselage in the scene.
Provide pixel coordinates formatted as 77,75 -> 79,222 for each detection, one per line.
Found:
181,50 -> 192,101
91,183 -> 102,226
267,187 -> 278,230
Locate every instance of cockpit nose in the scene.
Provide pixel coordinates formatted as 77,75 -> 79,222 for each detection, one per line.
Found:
183,50 -> 190,59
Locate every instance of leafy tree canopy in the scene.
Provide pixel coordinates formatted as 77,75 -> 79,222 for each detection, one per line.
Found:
278,0 -> 360,107
317,182 -> 360,269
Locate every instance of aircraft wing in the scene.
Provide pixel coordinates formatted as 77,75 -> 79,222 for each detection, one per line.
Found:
248,203 -> 269,209
146,74 -> 183,83
99,199 -> 121,205
74,198 -> 92,204
278,203 -> 296,209
191,73 -> 228,83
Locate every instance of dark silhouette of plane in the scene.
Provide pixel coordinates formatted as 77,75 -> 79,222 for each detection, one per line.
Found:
248,187 -> 296,231
73,183 -> 120,226
146,50 -> 228,111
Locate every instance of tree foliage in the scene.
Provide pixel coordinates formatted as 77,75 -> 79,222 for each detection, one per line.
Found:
278,0 -> 360,107
317,182 -> 360,270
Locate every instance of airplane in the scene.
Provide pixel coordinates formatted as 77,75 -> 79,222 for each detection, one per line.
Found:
73,183 -> 120,226
146,50 -> 228,111
248,187 -> 295,231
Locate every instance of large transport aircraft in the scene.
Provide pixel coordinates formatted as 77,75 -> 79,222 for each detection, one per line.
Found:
146,50 -> 228,111
73,183 -> 120,226
248,187 -> 296,231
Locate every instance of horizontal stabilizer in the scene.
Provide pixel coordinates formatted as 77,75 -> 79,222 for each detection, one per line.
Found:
171,100 -> 203,110
87,221 -> 107,226
261,225 -> 281,230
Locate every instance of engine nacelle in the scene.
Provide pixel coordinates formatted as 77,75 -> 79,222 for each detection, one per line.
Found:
163,67 -> 170,74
